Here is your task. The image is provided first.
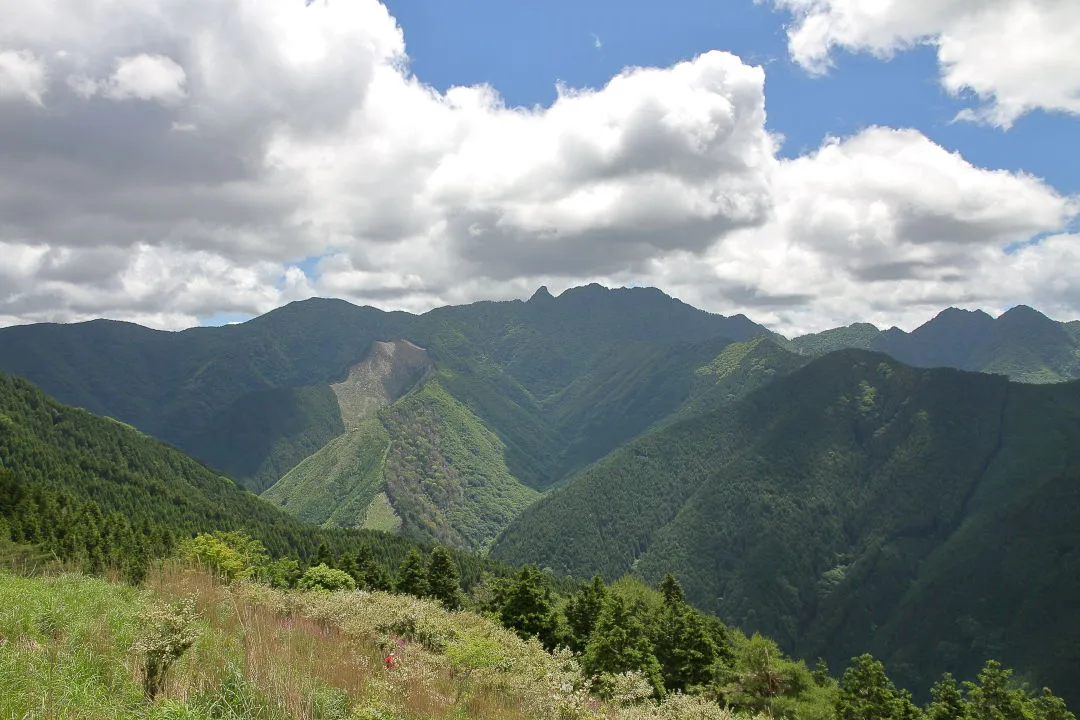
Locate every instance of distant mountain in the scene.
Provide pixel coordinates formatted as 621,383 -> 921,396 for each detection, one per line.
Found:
491,348 -> 1080,705
792,305 -> 1080,383
0,285 -> 771,548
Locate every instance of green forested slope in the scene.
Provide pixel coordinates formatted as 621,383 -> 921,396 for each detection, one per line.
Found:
261,418 -> 390,530
490,337 -> 809,577
0,300 -> 412,492
492,350 -> 1080,706
0,286 -> 767,497
0,373 -> 504,585
378,380 -> 539,550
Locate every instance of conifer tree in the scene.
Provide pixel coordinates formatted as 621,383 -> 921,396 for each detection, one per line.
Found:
965,661 -> 1027,720
395,549 -> 428,597
652,575 -> 719,693
584,593 -> 665,697
349,545 -> 392,591
426,546 -> 461,610
565,575 -> 607,652
314,542 -> 333,567
837,654 -> 918,720
659,573 -> 685,604
499,565 -> 559,649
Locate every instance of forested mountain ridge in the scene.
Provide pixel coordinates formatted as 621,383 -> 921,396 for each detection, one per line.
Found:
792,304 -> 1080,383
2,286 -> 1078,556
0,285 -> 775,549
0,285 -> 768,494
491,349 -> 1080,706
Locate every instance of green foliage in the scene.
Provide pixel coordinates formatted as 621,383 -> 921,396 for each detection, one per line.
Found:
792,323 -> 882,356
379,380 -> 539,550
583,593 -> 665,698
297,563 -> 357,592
494,350 -> 1080,707
836,654 -> 918,720
0,373 -> 516,590
721,633 -> 815,717
653,576 -> 725,694
262,419 -> 390,529
927,674 -> 966,720
263,557 -> 301,589
182,532 -> 268,582
920,661 -> 1075,720
426,546 -> 462,610
565,575 -> 608,652
496,565 -> 561,650
394,549 -> 428,597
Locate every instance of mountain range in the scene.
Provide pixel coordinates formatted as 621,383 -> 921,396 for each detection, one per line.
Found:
1,284 -> 1079,703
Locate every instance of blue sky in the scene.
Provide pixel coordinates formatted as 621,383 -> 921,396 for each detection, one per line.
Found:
383,0 -> 1077,194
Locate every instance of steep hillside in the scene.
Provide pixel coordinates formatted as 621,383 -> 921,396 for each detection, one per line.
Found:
492,351 -> 1080,705
0,373 -> 506,585
267,376 -> 540,551
793,305 -> 1080,383
0,299 -> 413,492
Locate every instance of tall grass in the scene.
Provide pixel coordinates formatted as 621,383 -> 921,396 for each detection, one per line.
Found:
1,563 -> 742,720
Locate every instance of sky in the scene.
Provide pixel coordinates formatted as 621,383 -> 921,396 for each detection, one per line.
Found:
0,0 -> 1077,336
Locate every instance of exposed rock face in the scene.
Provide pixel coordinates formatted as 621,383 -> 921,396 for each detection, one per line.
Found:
331,340 -> 434,428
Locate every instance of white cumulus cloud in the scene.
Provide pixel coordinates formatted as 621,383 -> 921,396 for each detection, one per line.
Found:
0,0 -> 1075,334
771,0 -> 1080,127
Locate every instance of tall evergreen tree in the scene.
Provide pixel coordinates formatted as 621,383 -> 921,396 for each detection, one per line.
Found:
426,546 -> 461,610
498,565 -> 559,649
659,573 -> 685,604
927,673 -> 967,720
652,575 -> 719,694
583,593 -> 664,697
565,575 -> 608,652
395,549 -> 429,597
350,545 -> 393,591
965,661 -> 1028,720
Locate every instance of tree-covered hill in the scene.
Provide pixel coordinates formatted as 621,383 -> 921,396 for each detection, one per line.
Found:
491,349 -> 1080,706
0,373 -> 506,586
793,305 -> 1080,383
0,300 -> 412,492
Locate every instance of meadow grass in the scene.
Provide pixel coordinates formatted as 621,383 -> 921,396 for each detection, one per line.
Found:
0,563 -> 740,720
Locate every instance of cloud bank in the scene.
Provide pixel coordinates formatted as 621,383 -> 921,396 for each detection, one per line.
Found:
0,0 -> 1076,335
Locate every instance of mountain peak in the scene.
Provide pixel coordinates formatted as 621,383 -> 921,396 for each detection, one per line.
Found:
932,307 -> 995,324
528,286 -> 555,303
997,304 -> 1051,324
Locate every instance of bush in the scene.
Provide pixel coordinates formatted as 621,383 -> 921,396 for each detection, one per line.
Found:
133,596 -> 201,699
298,563 -> 357,592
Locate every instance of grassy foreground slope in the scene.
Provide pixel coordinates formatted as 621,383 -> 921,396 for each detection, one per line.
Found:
0,565 -> 576,720
0,564 -> 770,720
493,350 -> 1080,705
